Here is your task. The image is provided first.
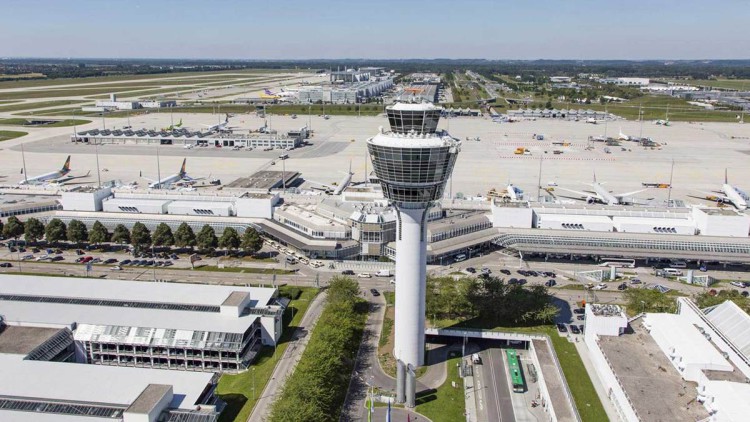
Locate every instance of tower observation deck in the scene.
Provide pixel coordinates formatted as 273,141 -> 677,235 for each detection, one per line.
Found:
367,102 -> 461,406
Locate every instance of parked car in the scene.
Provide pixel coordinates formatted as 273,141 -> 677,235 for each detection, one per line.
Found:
120,259 -> 132,265
465,267 -> 476,274
370,288 -> 380,297
573,308 -> 585,314
545,279 -> 557,287
500,269 -> 511,275
576,315 -> 585,321
630,278 -> 642,284
570,325 -> 581,334
617,283 -> 628,291
163,261 -> 173,267
357,273 -> 372,278
0,262 -> 12,268
341,270 -> 355,275
556,323 -> 568,333
731,281 -> 746,288
111,266 -> 122,271
104,258 -> 118,264
50,256 -> 64,262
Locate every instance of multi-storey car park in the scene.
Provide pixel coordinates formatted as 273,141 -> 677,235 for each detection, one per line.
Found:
0,275 -> 285,373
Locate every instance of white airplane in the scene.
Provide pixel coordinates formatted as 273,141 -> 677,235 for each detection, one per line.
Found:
308,162 -> 354,196
505,183 -> 524,201
556,173 -> 648,205
141,159 -> 207,189
699,169 -> 749,210
202,114 -> 232,132
654,119 -> 670,126
617,128 -> 633,141
19,156 -> 91,185
261,88 -> 298,101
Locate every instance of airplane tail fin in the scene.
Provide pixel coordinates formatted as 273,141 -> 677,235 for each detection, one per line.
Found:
180,158 -> 187,176
725,168 -> 728,184
593,171 -> 597,183
62,156 -> 71,172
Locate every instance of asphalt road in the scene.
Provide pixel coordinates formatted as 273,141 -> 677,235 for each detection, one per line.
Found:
475,348 -> 515,422
248,291 -> 327,422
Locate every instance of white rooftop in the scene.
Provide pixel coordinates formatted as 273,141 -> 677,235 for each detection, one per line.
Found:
705,300 -> 750,359
0,275 -> 277,334
645,313 -> 733,370
703,380 -> 750,422
388,102 -> 441,111
0,353 -> 212,413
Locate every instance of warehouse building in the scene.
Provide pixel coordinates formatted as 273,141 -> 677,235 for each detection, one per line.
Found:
72,128 -> 302,150
0,275 -> 285,373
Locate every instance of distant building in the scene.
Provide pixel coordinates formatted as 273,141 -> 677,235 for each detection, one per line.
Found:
599,77 -> 650,86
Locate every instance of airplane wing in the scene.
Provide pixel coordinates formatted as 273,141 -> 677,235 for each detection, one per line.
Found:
615,188 -> 649,198
53,171 -> 92,185
555,187 -> 595,198
305,180 -> 334,191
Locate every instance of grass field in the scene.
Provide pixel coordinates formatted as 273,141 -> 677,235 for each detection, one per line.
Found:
666,79 -> 750,91
0,100 -> 87,113
0,118 -> 91,127
216,287 -> 318,422
0,69 -> 294,90
415,352 -> 466,422
0,130 -> 28,142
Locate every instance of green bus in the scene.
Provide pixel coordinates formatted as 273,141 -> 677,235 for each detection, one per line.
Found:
505,349 -> 525,393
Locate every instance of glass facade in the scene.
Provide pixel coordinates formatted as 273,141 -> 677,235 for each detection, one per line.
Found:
367,144 -> 458,203
387,109 -> 441,134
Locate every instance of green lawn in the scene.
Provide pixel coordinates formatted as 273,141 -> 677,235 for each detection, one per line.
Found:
216,287 -> 318,422
665,78 -> 750,91
415,353 -> 466,422
0,100 -> 87,113
0,130 -> 27,141
0,118 -> 91,127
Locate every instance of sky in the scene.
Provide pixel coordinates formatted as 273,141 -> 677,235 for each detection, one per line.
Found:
0,0 -> 748,60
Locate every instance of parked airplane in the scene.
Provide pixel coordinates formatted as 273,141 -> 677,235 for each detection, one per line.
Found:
261,88 -> 298,101
162,119 -> 183,131
617,128 -> 633,141
202,114 -> 231,132
557,173 -> 648,205
308,163 -> 354,195
699,169 -> 749,210
141,159 -> 207,189
18,156 -> 90,185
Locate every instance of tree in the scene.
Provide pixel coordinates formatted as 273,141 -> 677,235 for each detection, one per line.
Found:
44,219 -> 67,243
2,216 -> 24,240
130,222 -> 152,249
241,227 -> 264,255
196,225 -> 217,250
545,100 -> 552,109
174,222 -> 196,248
218,227 -> 240,251
152,223 -> 174,247
23,218 -> 45,243
89,221 -> 110,245
66,219 -> 88,245
111,224 -> 131,245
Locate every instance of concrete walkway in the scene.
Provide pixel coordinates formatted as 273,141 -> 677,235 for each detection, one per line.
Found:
247,291 -> 328,422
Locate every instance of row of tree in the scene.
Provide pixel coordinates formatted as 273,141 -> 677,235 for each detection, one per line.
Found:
1,216 -> 264,254
426,276 -> 559,326
268,277 -> 367,421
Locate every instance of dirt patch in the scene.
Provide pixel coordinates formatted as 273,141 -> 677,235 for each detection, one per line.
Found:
378,305 -> 397,377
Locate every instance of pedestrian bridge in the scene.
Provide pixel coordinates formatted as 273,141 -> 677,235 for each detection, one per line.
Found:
425,327 -> 546,342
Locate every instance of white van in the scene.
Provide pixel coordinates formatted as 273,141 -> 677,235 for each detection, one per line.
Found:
664,268 -> 683,276
455,254 -> 467,262
472,353 -> 482,364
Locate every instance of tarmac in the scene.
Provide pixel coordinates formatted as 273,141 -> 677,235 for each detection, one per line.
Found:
1,110 -> 749,213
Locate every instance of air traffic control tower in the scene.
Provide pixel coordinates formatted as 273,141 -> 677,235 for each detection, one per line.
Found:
367,102 -> 461,406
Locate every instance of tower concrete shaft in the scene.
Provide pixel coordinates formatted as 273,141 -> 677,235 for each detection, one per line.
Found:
367,102 -> 460,376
